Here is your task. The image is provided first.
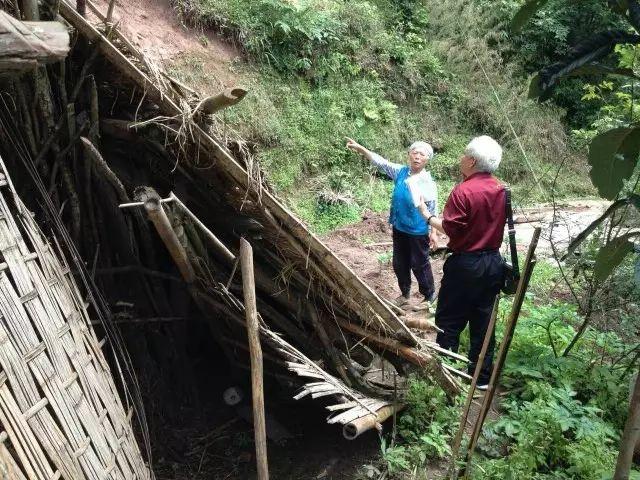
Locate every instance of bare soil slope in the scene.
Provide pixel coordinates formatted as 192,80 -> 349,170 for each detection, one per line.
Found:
93,0 -> 240,89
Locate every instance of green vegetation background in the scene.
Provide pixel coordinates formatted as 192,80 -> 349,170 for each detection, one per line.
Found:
166,1 -> 640,478
168,0 -> 614,233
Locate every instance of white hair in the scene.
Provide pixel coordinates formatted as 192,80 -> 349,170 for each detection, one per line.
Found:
408,141 -> 434,160
465,136 -> 502,173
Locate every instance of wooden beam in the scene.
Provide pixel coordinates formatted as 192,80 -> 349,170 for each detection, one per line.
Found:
139,189 -> 196,284
0,11 -> 69,72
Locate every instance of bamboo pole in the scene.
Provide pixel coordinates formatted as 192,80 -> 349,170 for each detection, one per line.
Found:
240,238 -> 269,480
335,318 -> 460,399
106,0 -> 116,23
447,297 -> 500,479
461,227 -> 541,479
342,404 -> 402,440
193,87 -> 248,115
308,305 -> 352,387
142,191 -> 195,284
169,192 -> 236,263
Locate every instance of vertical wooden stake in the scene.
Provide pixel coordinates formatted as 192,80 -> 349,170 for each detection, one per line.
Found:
461,227 -> 541,479
240,237 -> 269,480
76,0 -> 86,16
614,371 -> 640,479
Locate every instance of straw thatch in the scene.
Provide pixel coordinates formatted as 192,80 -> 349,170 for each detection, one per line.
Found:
0,159 -> 150,479
0,2 -> 464,470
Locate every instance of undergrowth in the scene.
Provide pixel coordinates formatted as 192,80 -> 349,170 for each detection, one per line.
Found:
367,260 -> 640,479
168,0 -> 594,233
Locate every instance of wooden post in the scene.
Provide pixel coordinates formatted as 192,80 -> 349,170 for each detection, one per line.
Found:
461,227 -> 541,479
614,371 -> 640,480
0,11 -> 69,71
76,0 -> 86,16
447,297 -> 500,478
240,238 -> 269,480
19,0 -> 39,20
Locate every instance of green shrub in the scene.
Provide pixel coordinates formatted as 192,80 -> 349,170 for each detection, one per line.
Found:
379,377 -> 460,473
171,0 -> 595,230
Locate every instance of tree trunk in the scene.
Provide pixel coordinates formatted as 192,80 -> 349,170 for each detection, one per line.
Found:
614,371 -> 640,480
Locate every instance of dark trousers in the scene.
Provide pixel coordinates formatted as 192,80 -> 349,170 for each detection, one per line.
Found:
392,228 -> 435,299
435,250 -> 503,384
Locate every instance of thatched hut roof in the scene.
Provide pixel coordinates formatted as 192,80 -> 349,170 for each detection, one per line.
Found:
0,3 -> 463,471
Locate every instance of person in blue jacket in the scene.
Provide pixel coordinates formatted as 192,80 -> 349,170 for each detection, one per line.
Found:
346,138 -> 438,309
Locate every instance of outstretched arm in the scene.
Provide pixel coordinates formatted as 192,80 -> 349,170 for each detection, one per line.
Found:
346,137 -> 403,180
417,202 -> 446,234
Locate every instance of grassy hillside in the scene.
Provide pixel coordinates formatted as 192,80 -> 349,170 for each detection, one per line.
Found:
169,0 -> 594,233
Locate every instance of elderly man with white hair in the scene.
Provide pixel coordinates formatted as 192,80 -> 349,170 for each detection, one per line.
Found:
419,135 -> 506,390
346,138 -> 438,310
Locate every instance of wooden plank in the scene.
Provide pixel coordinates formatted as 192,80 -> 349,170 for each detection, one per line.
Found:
0,11 -> 69,71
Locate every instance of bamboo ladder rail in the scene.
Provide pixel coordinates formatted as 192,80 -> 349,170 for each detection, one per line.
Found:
0,157 -> 151,479
57,1 -> 418,346
460,227 -> 542,479
447,297 -> 500,478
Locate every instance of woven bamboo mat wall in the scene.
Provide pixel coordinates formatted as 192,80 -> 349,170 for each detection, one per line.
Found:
0,161 -> 151,479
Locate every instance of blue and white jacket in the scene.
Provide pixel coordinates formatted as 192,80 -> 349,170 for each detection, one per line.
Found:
371,152 -> 438,236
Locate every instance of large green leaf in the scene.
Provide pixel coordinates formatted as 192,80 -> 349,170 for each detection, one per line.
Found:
568,63 -> 638,79
532,30 -> 640,101
594,237 -> 634,282
588,127 -> 640,199
511,0 -> 549,33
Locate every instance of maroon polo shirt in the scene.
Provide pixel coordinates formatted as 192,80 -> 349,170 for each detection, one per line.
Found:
441,172 -> 506,252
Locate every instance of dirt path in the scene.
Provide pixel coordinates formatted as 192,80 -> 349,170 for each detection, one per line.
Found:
323,200 -> 608,303
322,213 -> 445,332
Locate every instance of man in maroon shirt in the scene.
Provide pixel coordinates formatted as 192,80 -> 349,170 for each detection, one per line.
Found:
419,136 -> 506,389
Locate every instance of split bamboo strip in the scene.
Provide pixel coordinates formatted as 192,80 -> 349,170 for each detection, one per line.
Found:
0,159 -> 151,480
